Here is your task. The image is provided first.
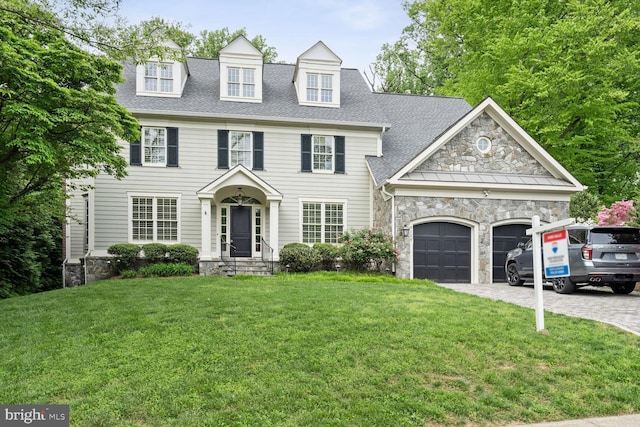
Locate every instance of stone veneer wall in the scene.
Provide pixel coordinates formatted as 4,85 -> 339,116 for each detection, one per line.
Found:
416,112 -> 551,176
393,196 -> 570,282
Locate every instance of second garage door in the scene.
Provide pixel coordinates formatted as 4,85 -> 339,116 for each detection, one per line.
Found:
413,222 -> 471,283
492,224 -> 529,282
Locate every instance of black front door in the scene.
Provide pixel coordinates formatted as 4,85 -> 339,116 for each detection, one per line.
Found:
231,206 -> 251,257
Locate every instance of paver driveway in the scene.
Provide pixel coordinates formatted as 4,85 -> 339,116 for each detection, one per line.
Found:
436,282 -> 640,336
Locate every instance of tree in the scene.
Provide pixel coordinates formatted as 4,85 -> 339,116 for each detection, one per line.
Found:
373,0 -> 640,203
0,0 -> 139,296
190,27 -> 278,61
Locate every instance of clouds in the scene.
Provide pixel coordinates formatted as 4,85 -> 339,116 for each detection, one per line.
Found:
330,0 -> 387,30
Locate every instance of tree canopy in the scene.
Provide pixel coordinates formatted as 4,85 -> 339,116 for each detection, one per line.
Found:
371,0 -> 640,203
0,0 -> 139,296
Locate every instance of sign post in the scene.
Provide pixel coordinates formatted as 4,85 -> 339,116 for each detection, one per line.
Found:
526,216 -> 575,332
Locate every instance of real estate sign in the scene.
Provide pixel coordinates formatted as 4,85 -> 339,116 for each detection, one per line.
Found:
543,229 -> 570,278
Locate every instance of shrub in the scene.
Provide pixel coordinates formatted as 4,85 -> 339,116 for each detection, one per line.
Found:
340,228 -> 399,271
313,243 -> 340,271
142,243 -> 168,263
107,243 -> 140,272
139,262 -> 194,277
120,270 -> 137,279
167,244 -> 199,265
279,243 -> 321,272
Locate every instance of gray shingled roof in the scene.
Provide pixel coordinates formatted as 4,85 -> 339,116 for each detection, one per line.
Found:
366,93 -> 473,185
117,58 -> 389,126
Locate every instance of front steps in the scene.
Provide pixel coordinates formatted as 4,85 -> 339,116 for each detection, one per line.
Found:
221,258 -> 275,277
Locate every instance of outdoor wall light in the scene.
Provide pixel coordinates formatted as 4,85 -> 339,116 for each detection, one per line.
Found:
236,187 -> 245,206
402,224 -> 410,237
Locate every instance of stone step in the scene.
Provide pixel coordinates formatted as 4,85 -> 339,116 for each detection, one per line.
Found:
221,258 -> 275,277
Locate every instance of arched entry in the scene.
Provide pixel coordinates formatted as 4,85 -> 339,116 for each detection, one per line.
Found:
492,223 -> 529,282
413,222 -> 471,283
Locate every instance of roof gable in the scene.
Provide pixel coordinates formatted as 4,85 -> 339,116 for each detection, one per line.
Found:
387,97 -> 583,191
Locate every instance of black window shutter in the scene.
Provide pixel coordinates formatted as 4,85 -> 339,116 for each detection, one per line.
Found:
218,130 -> 229,169
335,136 -> 345,174
130,127 -> 142,166
253,131 -> 264,170
301,134 -> 312,172
167,127 -> 179,167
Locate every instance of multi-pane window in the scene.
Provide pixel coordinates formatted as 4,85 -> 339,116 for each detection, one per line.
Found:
324,203 -> 344,243
307,73 -> 332,103
255,208 -> 262,252
230,131 -> 252,167
228,67 -> 255,98
302,202 -> 344,244
143,127 -> 166,165
313,135 -> 334,171
144,62 -> 173,93
131,196 -> 178,242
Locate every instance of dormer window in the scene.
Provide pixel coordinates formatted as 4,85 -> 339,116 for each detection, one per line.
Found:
293,41 -> 341,108
135,41 -> 188,98
219,36 -> 264,103
144,62 -> 174,93
307,73 -> 333,103
228,67 -> 255,98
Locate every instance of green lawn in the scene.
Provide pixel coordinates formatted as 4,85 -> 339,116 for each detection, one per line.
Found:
1,273 -> 639,426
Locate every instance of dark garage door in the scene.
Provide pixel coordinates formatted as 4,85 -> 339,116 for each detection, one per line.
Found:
492,224 -> 529,282
413,222 -> 471,283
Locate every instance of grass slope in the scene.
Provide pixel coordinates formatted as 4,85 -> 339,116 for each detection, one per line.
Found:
1,273 -> 639,426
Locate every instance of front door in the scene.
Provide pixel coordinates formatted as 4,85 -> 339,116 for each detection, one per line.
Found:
231,206 -> 252,257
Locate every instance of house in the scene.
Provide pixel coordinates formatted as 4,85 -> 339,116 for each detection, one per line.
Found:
63,36 -> 584,286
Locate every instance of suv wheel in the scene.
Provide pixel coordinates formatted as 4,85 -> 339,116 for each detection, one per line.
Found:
506,263 -> 524,286
611,282 -> 636,295
552,277 -> 576,294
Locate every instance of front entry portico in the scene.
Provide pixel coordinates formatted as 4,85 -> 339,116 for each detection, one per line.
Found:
197,165 -> 282,262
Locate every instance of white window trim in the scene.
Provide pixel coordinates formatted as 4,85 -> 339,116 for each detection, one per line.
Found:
299,198 -> 347,244
128,193 -> 181,244
312,135 -> 335,173
299,71 -> 339,108
217,203 -> 263,257
136,59 -> 186,98
229,130 -> 253,169
142,127 -> 168,167
221,66 -> 259,102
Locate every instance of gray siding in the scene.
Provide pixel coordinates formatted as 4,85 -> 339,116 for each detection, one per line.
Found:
78,117 -> 379,256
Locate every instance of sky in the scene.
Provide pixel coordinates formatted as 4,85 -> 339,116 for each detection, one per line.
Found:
115,0 -> 410,72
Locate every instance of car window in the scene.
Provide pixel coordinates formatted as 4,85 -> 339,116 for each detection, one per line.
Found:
568,229 -> 587,244
590,228 -> 640,244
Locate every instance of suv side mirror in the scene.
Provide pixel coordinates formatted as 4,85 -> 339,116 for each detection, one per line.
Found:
517,242 -> 527,249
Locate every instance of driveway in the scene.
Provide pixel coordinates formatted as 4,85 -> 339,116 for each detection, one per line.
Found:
436,282 -> 640,336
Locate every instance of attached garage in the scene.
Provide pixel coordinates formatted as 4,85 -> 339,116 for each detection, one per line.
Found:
413,222 -> 471,283
492,224 -> 529,282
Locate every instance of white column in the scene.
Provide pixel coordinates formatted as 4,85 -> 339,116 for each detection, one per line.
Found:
200,196 -> 212,261
269,199 -> 280,261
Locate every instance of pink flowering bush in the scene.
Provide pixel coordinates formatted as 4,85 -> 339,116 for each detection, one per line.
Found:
339,227 -> 400,271
596,200 -> 636,226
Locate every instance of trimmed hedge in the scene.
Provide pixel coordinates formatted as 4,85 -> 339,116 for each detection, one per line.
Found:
279,243 -> 321,272
313,243 -> 340,271
107,243 -> 140,272
142,243 -> 168,263
167,244 -> 199,265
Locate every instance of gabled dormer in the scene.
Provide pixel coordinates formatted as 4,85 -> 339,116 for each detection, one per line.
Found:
219,36 -> 264,103
293,41 -> 342,108
135,40 -> 189,98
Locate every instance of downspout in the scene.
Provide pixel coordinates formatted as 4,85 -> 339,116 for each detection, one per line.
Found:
83,250 -> 91,285
62,258 -> 67,288
380,181 -> 396,274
